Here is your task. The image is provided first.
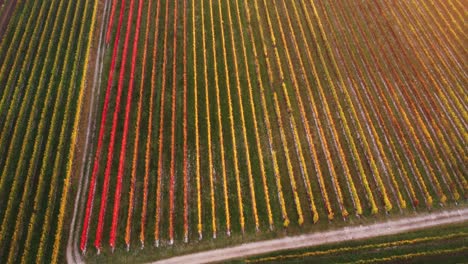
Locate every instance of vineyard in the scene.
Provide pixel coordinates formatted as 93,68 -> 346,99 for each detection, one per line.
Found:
77,0 -> 466,260
0,0 -> 466,263
0,0 -> 97,262
244,222 -> 468,263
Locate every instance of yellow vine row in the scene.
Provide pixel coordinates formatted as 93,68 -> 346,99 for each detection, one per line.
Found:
244,1 -> 289,227
202,0 -> 216,238
300,0 -> 379,214
168,0 -> 179,244
273,93 -> 304,225
290,0 -> 362,217
192,0 -> 202,240
247,232 -> 467,263
309,0 -> 393,211
212,0 -> 230,236
217,0 -> 245,233
226,0 -> 259,231
154,0 -> 170,246
234,0 -> 273,229
337,0 -> 444,204
351,247 -> 468,264
270,0 -> 321,221
324,0 -> 433,207
49,0 -> 99,260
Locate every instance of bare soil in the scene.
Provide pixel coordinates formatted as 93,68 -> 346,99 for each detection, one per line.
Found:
66,0 -> 111,263
0,0 -> 18,40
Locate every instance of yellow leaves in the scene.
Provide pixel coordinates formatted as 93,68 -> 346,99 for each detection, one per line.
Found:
192,0 -> 202,240
271,150 -> 289,226
214,0 -> 247,234
225,0 -> 259,231
203,0 -> 217,239
238,0 -> 277,226
290,116 -> 319,223
273,93 -> 304,226
245,1 -> 292,227
50,0 -> 98,261
54,0 -> 466,250
154,0 -> 171,244
247,232 -> 467,263
306,0 -> 393,214
212,0 -> 231,236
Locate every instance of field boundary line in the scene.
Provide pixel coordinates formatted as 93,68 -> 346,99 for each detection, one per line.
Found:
66,0 -> 112,262
150,207 -> 468,264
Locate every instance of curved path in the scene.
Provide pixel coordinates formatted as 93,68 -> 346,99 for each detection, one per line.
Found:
153,208 -> 468,264
66,0 -> 112,263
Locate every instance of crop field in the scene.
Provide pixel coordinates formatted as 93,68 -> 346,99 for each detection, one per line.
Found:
77,0 -> 466,260
241,222 -> 468,263
0,0 -> 466,263
0,0 -> 98,263
0,0 -> 19,39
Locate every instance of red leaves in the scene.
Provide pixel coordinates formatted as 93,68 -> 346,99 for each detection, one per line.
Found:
80,0 -> 127,253
95,0 -> 135,251
168,0 -> 179,244
109,0 -> 143,249
106,0 -> 118,44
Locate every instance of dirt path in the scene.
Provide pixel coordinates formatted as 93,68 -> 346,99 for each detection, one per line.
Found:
152,208 -> 468,264
66,0 -> 111,263
0,0 -> 18,40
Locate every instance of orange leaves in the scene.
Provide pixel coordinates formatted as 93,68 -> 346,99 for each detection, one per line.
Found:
273,93 -> 304,225
182,0 -> 189,243
111,0 -> 143,250
154,0 -> 169,246
125,0 -> 151,249
75,0 -> 466,253
168,0 -> 179,244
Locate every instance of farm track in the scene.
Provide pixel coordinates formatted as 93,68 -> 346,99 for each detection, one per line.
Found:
67,0 -> 112,262
152,208 -> 468,264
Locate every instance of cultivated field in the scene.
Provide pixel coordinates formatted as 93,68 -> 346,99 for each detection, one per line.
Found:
241,222 -> 468,263
0,0 -> 466,263
0,0 -> 98,263
77,0 -> 466,261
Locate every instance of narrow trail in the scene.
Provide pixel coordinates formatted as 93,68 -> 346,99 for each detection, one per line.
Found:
152,208 -> 468,264
66,0 -> 112,262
